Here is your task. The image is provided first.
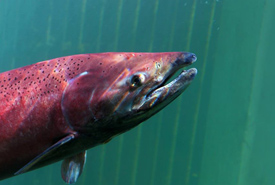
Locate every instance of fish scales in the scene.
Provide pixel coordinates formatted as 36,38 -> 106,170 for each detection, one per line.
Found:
0,54 -> 93,176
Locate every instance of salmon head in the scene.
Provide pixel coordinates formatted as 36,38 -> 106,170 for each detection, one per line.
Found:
61,52 -> 197,140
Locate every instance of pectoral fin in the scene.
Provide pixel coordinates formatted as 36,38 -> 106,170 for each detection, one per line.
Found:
15,133 -> 76,175
61,150 -> 87,184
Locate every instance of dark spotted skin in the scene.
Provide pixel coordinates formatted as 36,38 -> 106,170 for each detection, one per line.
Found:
0,53 -> 119,179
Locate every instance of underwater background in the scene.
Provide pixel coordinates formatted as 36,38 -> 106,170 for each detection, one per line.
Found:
0,0 -> 274,185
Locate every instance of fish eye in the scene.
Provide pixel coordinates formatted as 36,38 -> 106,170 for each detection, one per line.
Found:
130,73 -> 146,88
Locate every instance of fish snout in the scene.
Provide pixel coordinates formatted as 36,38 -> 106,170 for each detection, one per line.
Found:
174,52 -> 197,67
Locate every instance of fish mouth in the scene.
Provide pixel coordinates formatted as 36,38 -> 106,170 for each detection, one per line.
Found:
149,68 -> 197,97
138,52 -> 197,111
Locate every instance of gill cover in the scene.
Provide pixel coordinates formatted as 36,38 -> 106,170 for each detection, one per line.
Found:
61,71 -> 96,131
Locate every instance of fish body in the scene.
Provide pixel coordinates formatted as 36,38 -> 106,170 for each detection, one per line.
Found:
0,52 -> 197,183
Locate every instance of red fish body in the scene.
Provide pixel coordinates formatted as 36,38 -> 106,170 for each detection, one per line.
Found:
0,52 -> 197,183
0,55 -> 75,178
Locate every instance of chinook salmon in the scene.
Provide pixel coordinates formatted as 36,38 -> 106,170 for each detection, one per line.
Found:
0,52 -> 197,183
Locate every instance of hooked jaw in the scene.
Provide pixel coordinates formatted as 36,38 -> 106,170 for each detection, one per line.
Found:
135,52 -> 197,112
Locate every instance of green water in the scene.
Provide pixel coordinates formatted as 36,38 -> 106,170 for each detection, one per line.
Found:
0,0 -> 274,185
